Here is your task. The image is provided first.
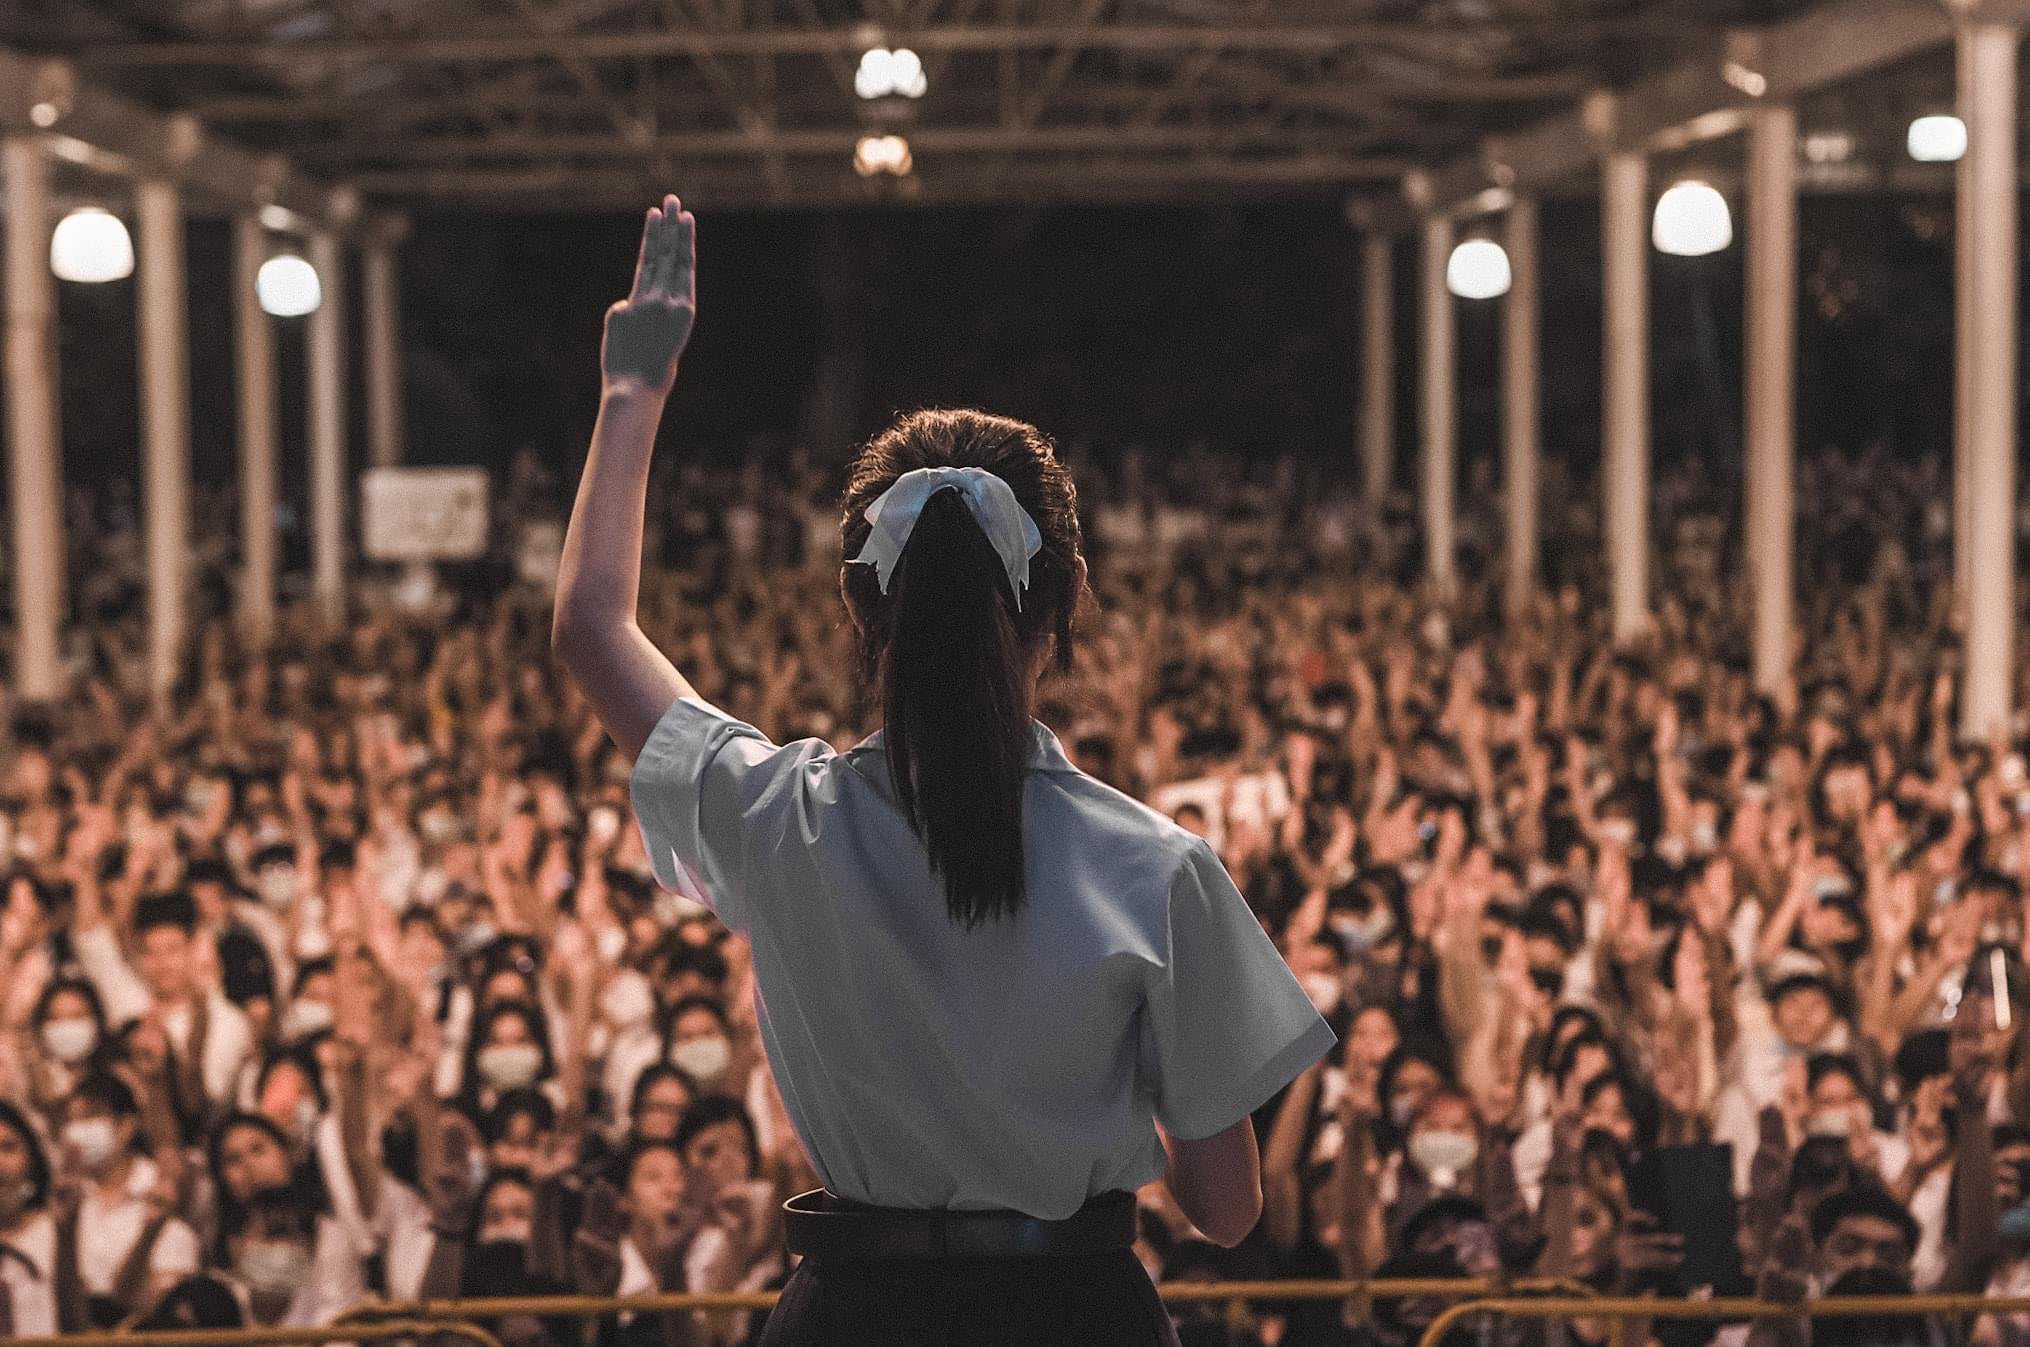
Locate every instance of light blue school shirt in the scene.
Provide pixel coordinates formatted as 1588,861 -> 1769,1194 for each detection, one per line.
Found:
629,693 -> 1339,1219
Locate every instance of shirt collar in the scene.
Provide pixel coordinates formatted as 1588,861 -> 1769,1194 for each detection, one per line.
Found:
849,720 -> 1080,774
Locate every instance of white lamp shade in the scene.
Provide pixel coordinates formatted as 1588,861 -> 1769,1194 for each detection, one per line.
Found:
889,48 -> 926,98
1446,238 -> 1511,299
257,254 -> 321,316
1652,180 -> 1732,256
49,207 -> 134,283
853,135 -> 912,176
1908,114 -> 1967,163
854,48 -> 894,100
855,46 -> 927,99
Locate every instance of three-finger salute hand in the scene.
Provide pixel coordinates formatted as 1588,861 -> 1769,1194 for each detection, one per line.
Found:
601,193 -> 696,398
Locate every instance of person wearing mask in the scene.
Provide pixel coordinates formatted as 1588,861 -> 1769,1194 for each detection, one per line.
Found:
555,199 -> 1334,1341
5,977 -> 111,1136
215,1182 -> 364,1327
457,1000 -> 562,1118
661,995 -> 741,1098
52,1071 -> 201,1328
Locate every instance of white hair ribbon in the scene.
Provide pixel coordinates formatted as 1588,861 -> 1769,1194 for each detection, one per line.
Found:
849,466 -> 1044,610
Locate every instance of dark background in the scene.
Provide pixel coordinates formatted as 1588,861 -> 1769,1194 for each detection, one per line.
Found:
47,191 -> 1964,507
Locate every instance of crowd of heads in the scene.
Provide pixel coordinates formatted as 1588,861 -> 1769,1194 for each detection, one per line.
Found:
0,434 -> 2025,1346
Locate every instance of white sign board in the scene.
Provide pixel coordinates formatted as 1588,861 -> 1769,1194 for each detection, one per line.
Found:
517,519 -> 565,588
361,467 -> 490,562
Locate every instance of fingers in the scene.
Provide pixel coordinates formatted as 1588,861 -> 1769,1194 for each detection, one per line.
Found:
638,193 -> 694,300
630,205 -> 661,300
671,210 -> 696,301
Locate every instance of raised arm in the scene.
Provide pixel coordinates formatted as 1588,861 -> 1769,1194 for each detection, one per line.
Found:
552,194 -> 702,762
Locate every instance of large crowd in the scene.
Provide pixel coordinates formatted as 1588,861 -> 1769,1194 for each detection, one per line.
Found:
0,435 -> 2024,1347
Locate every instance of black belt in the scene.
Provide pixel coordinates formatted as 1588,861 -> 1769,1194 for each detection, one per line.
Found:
781,1187 -> 1139,1260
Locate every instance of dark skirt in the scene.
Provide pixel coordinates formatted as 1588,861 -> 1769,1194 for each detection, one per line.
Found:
756,1245 -> 1183,1346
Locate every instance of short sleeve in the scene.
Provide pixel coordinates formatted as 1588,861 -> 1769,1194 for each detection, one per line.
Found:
1139,837 -> 1339,1141
629,694 -> 825,937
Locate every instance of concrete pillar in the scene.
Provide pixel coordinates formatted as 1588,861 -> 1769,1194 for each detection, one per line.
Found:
363,238 -> 404,469
1602,151 -> 1650,646
1503,199 -> 1540,619
1746,106 -> 1798,697
137,179 -> 191,709
1419,214 -> 1456,594
3,138 -> 66,704
233,214 -> 278,647
1360,234 -> 1394,511
307,231 -> 347,626
1959,22 -> 2019,742
1954,30 -> 1975,622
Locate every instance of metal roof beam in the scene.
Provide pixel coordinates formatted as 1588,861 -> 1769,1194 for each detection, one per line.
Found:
1422,0 -> 1956,217
184,67 -> 1586,124
72,18 -> 1684,67
295,121 -> 1401,163
347,151 -> 1408,203
0,46 -> 351,232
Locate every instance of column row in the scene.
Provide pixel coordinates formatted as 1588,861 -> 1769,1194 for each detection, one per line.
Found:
1,137 -> 410,708
1359,28 -> 2019,740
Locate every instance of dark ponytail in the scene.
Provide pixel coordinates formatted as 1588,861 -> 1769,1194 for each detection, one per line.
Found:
841,410 -> 1086,931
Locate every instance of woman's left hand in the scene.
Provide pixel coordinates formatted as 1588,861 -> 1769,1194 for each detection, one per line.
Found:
601,194 -> 696,399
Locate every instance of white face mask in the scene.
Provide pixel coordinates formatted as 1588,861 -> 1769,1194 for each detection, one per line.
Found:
1407,1130 -> 1479,1186
1599,818 -> 1637,847
259,866 -> 301,909
588,806 -> 621,843
283,1000 -> 333,1041
236,1238 -> 313,1296
477,1043 -> 545,1090
670,1035 -> 731,1082
1300,972 -> 1343,1015
1807,1109 -> 1853,1139
600,973 -> 656,1030
63,1117 -> 120,1173
40,1018 -> 97,1065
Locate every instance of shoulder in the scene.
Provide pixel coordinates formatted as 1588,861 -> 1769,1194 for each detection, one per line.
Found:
1038,768 -> 1215,891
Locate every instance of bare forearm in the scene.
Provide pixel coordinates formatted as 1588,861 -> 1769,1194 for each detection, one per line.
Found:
552,387 -> 696,760
554,387 -> 662,636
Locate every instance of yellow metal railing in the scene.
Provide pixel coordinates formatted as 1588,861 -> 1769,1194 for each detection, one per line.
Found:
1415,1293 -> 2030,1347
0,1319 -> 504,1347
336,1276 -> 1593,1341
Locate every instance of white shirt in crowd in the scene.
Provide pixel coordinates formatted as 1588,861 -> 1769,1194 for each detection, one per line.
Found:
72,926 -> 254,1106
0,1210 -> 58,1336
74,1156 -> 200,1297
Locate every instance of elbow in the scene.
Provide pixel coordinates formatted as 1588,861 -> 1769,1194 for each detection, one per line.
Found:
1194,1184 -> 1263,1249
551,604 -> 632,663
1204,1200 -> 1263,1249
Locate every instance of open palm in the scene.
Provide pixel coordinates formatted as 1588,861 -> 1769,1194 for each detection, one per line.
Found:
601,192 -> 696,396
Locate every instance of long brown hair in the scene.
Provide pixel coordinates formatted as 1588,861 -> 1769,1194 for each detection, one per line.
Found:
840,409 -> 1087,929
